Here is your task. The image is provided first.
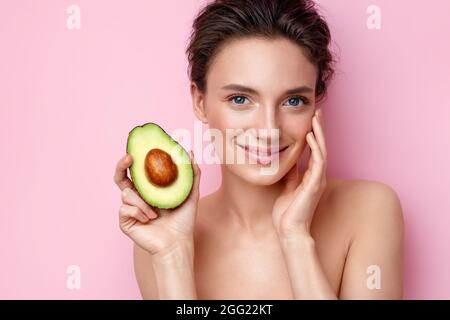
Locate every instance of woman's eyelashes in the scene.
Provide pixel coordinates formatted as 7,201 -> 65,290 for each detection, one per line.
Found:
228,95 -> 249,105
226,94 -> 309,108
284,96 -> 309,108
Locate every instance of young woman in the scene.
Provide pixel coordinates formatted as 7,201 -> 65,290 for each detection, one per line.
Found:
113,0 -> 404,299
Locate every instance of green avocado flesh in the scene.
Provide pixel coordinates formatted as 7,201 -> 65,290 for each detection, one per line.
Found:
126,123 -> 193,209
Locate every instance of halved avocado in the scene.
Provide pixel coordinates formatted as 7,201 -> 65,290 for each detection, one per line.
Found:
126,122 -> 193,209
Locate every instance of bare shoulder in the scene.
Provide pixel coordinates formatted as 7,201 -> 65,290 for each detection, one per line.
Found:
328,179 -> 405,298
325,178 -> 404,236
328,177 -> 401,200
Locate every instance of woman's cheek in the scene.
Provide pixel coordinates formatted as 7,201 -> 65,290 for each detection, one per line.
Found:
284,120 -> 309,141
210,107 -> 249,133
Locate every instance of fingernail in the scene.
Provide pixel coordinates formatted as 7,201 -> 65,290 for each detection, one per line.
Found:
147,208 -> 158,218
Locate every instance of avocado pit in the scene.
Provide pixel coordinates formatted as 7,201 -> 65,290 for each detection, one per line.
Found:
144,148 -> 178,187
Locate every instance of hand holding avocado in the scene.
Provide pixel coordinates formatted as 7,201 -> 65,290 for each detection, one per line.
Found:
113,123 -> 201,257
127,123 -> 194,209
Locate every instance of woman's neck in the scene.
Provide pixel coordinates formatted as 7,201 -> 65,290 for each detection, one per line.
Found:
216,166 -> 286,233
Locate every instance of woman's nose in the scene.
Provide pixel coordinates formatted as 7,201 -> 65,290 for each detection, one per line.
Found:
256,105 -> 280,145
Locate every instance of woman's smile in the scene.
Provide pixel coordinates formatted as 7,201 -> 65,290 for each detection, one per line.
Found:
236,142 -> 290,165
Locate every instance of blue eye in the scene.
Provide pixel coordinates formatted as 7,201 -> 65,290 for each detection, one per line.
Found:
227,94 -> 309,108
229,95 -> 249,105
284,96 -> 308,108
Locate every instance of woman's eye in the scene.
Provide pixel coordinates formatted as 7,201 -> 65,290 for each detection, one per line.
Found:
227,95 -> 309,107
284,96 -> 308,108
228,95 -> 249,105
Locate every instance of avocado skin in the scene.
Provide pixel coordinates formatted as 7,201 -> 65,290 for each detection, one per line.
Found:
126,122 -> 194,210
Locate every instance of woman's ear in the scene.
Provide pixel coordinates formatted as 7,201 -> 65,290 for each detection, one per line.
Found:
190,82 -> 208,124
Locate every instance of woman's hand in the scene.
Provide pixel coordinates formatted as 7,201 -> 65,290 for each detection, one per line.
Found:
272,108 -> 327,238
113,150 -> 201,257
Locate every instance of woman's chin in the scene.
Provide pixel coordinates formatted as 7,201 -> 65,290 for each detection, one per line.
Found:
227,163 -> 288,186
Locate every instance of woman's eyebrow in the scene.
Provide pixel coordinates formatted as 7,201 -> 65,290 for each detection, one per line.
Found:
221,84 -> 314,95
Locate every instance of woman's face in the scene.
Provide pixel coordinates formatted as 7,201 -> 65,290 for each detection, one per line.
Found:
192,37 -> 318,185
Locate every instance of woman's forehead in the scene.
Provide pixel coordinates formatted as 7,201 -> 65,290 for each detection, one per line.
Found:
206,37 -> 317,91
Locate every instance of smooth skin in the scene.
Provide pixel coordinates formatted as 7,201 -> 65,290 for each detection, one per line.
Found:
114,37 -> 404,299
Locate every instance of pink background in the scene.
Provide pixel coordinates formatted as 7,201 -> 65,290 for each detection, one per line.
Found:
1,0 -> 449,299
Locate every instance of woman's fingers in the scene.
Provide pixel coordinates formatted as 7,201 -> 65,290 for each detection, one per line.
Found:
121,187 -> 158,219
312,109 -> 328,162
119,204 -> 149,224
303,131 -> 325,193
297,110 -> 327,191
114,154 -> 135,191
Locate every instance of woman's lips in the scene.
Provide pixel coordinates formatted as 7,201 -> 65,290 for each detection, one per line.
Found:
237,143 -> 289,165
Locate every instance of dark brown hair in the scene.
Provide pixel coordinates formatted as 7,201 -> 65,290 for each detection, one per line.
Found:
185,0 -> 335,103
